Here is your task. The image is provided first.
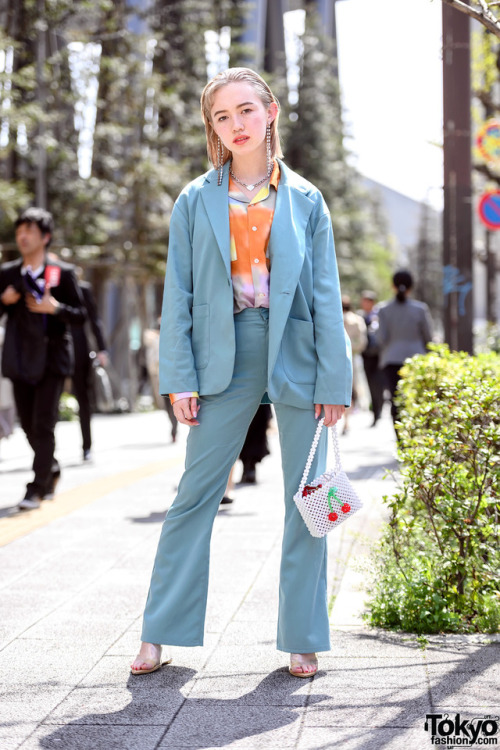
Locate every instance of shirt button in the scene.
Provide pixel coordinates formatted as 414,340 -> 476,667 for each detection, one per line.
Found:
252,226 -> 258,231
254,258 -> 259,264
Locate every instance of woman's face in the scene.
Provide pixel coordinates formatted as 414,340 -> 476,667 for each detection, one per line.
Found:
210,81 -> 277,160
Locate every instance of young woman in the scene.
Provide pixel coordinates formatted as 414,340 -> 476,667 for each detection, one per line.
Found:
131,68 -> 352,678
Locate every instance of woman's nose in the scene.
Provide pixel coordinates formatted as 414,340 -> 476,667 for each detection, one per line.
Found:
232,117 -> 243,131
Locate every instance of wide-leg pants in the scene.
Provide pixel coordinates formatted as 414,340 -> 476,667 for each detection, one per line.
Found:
141,308 -> 330,653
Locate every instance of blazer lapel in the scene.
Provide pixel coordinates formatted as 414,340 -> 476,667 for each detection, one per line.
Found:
268,163 -> 315,377
200,164 -> 232,280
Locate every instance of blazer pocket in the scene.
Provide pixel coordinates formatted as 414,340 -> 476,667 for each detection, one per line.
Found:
281,317 -> 316,385
192,303 -> 209,370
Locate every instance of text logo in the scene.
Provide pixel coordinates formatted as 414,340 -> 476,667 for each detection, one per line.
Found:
425,713 -> 498,746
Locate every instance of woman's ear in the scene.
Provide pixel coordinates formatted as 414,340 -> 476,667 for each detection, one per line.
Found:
268,101 -> 278,123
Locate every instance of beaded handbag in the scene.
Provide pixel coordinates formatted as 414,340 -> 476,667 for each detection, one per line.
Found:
293,418 -> 363,538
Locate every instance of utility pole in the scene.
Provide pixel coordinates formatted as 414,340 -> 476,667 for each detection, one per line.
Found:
442,4 -> 473,353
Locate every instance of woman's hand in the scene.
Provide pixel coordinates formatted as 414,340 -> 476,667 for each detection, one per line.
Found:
314,404 -> 345,427
172,397 -> 200,426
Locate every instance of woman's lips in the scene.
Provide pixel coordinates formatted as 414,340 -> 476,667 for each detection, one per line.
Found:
233,135 -> 249,144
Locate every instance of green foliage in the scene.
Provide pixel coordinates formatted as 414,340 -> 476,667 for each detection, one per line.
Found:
281,6 -> 393,296
366,344 -> 500,634
1,0 -> 392,293
58,392 -> 79,421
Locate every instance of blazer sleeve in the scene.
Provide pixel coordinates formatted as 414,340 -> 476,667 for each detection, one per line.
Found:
159,195 -> 199,395
375,305 -> 389,349
81,283 -> 107,351
0,272 -> 7,317
52,268 -> 87,325
310,206 -> 353,406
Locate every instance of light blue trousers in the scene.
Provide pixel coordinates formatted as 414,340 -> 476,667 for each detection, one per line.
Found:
141,308 -> 330,653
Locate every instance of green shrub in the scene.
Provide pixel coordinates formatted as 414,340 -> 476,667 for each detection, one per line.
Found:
58,392 -> 79,421
366,344 -> 500,634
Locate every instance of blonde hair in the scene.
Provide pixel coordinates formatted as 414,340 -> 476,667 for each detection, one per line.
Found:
200,67 -> 283,168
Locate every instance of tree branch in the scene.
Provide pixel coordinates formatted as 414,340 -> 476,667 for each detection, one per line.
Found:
442,0 -> 500,38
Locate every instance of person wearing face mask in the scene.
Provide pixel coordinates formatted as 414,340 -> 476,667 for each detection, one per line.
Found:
131,68 -> 352,680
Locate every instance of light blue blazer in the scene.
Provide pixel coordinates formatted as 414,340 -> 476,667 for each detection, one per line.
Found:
159,159 -> 352,410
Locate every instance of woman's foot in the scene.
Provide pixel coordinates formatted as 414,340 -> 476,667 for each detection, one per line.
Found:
130,642 -> 172,675
289,652 -> 318,678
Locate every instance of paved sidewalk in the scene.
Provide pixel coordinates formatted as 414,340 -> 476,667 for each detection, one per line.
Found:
0,408 -> 498,750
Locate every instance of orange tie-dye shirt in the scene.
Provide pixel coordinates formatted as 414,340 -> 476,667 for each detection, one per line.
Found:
229,159 -> 280,314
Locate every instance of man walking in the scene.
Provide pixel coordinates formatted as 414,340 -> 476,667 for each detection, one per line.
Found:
359,290 -> 385,426
71,269 -> 108,462
0,208 -> 86,509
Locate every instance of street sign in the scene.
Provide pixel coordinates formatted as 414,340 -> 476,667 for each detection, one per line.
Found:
477,119 -> 500,162
478,190 -> 500,230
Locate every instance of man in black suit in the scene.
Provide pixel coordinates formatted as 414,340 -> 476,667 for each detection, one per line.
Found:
71,270 -> 108,462
0,208 -> 86,509
359,290 -> 385,426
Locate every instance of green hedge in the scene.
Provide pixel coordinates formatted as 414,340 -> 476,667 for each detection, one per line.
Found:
366,344 -> 500,633
58,392 -> 79,421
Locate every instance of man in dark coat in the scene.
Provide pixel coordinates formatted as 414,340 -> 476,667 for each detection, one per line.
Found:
0,208 -> 86,509
359,290 -> 385,426
71,270 -> 108,461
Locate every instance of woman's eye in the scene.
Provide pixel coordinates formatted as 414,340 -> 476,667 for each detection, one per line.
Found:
217,115 -> 227,122
242,108 -> 252,114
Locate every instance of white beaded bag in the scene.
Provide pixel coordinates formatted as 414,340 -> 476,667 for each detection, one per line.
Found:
294,418 -> 363,538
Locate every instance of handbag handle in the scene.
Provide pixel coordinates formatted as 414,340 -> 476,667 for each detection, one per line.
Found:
298,417 -> 342,493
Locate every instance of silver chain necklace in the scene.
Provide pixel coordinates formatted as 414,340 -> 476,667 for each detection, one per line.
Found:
229,164 -> 271,191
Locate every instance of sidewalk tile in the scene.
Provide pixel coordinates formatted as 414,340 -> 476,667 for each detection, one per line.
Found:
303,686 -> 431,727
312,657 -> 428,689
185,668 -> 312,706
22,724 -> 166,750
0,723 -> 40,750
298,725 -> 430,750
158,703 -> 302,748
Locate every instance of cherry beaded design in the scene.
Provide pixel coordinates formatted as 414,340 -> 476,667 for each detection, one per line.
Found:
302,483 -> 322,498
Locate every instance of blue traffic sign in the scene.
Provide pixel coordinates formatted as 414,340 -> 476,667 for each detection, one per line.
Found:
478,191 -> 500,230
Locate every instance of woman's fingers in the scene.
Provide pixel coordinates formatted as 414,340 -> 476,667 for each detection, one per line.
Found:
315,404 -> 345,427
172,397 -> 200,426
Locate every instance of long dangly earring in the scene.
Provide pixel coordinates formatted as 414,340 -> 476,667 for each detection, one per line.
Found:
266,124 -> 272,175
217,136 -> 223,186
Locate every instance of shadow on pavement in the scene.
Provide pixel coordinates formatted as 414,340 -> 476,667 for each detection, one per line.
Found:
38,666 -> 330,749
347,458 -> 399,481
331,640 -> 500,750
128,511 -> 168,524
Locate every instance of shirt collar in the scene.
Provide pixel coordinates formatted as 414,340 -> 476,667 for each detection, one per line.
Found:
269,159 -> 280,190
228,159 -> 281,204
21,263 -> 44,278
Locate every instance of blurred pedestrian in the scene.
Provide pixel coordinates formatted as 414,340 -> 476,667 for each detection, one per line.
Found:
131,68 -> 352,679
342,295 -> 367,434
359,290 -> 385,426
143,323 -> 178,442
376,270 -> 433,433
220,405 -> 272,505
0,320 -> 15,456
239,404 -> 272,483
0,208 -> 86,509
71,268 -> 109,462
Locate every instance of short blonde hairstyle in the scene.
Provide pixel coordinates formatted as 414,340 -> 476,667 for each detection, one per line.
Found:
200,67 -> 283,168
